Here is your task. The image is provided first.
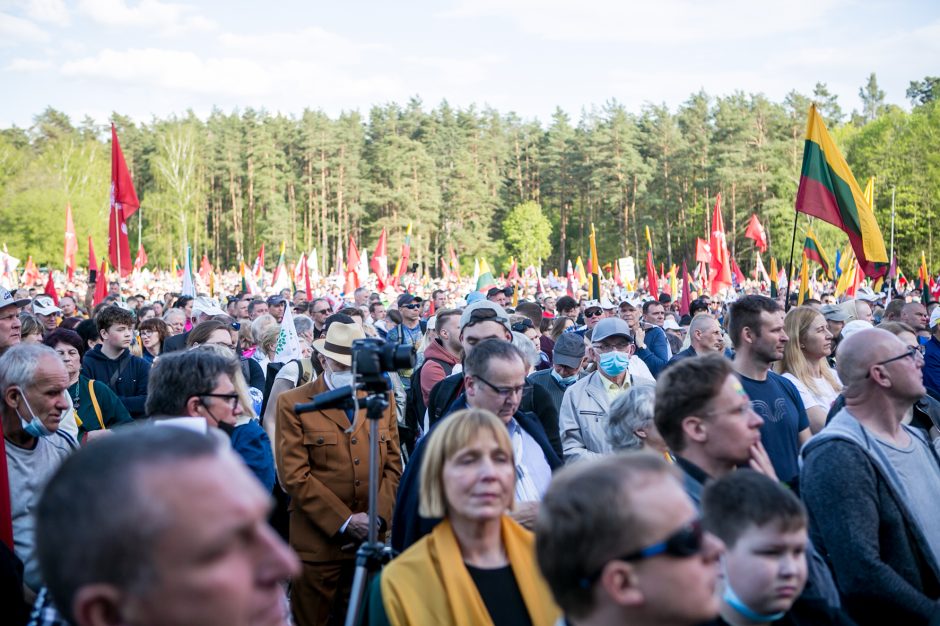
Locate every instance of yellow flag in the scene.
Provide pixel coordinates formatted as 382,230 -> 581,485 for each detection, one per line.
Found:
798,254 -> 809,305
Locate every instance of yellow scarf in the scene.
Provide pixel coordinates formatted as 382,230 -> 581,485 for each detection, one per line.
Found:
380,516 -> 560,626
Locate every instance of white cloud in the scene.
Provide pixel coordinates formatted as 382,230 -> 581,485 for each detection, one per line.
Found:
218,26 -> 370,64
444,0 -> 848,43
76,0 -> 216,35
0,11 -> 49,44
23,0 -> 68,26
405,54 -> 502,85
5,57 -> 53,71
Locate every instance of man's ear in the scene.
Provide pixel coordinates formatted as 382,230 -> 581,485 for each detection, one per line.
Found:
184,395 -> 204,417
3,386 -> 19,410
72,584 -> 127,626
681,415 -> 708,444
600,560 -> 644,608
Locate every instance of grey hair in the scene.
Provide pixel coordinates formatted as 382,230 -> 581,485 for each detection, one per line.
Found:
145,348 -> 239,417
605,383 -> 657,451
162,308 -> 185,323
293,313 -> 315,337
37,427 -> 222,623
0,343 -> 59,393
250,313 -> 277,344
511,331 -> 540,368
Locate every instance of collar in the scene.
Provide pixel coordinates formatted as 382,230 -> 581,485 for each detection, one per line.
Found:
674,455 -> 712,486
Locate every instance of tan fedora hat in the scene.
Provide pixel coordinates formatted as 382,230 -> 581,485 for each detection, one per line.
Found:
312,322 -> 364,366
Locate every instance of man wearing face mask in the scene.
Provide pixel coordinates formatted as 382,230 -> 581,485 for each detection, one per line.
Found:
275,322 -> 402,626
1,344 -> 76,596
528,332 -> 587,414
559,318 -> 655,462
145,347 -> 276,493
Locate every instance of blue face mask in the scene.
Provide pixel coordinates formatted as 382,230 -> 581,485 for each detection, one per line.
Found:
598,351 -> 630,376
16,389 -> 54,439
722,577 -> 786,623
550,369 -> 578,387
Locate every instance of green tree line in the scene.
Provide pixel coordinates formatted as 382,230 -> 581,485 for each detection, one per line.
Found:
0,73 -> 937,277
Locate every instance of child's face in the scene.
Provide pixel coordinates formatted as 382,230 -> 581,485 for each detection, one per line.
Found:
103,323 -> 133,350
723,522 -> 808,616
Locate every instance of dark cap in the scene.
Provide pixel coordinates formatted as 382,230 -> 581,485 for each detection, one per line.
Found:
553,332 -> 586,368
266,295 -> 287,306
397,293 -> 423,307
487,286 -> 513,298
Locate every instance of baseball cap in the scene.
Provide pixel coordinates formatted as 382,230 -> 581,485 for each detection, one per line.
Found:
459,300 -> 511,333
192,296 -> 226,318
583,299 -> 602,312
663,318 -> 681,331
855,287 -> 882,303
487,286 -> 513,298
465,291 -> 485,305
32,296 -> 61,316
0,288 -> 30,311
553,332 -> 586,368
266,295 -> 287,306
841,320 -> 873,342
820,304 -> 850,322
930,307 -> 940,329
397,293 -> 423,307
591,318 -> 633,343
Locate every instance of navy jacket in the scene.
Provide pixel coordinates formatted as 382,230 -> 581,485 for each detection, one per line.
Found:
390,394 -> 563,553
81,346 -> 150,419
635,325 -> 670,377
231,419 -> 276,492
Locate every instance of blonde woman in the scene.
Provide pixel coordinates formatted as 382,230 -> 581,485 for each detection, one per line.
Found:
775,306 -> 842,433
367,409 -> 560,626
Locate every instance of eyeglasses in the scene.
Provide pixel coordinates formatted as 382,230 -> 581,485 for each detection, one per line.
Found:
198,393 -> 240,409
139,329 -> 155,337
866,345 -> 923,377
313,308 -> 331,315
580,518 -> 704,587
473,375 -> 525,399
592,340 -> 634,353
401,303 -> 422,310
584,309 -> 603,318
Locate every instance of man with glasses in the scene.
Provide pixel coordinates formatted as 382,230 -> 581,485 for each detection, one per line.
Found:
802,328 -> 940,626
559,317 -> 655,461
386,293 -> 426,389
536,454 -> 724,626
146,347 -> 275,492
309,297 -> 332,339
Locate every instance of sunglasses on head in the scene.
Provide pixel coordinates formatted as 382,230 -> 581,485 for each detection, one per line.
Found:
580,518 -> 704,588
512,319 -> 534,332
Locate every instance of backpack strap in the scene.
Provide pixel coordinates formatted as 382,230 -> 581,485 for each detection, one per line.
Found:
88,379 -> 105,430
109,355 -> 130,389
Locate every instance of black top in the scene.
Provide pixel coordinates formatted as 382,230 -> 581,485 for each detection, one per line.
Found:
465,564 -> 532,626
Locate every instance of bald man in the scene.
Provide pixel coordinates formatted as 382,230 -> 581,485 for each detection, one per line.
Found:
669,314 -> 725,363
801,328 -> 940,626
900,302 -> 929,334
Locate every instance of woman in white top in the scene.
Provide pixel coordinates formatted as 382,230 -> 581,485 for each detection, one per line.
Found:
776,306 -> 842,433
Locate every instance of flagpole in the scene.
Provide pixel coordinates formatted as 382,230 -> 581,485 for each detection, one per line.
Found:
785,211 -> 799,312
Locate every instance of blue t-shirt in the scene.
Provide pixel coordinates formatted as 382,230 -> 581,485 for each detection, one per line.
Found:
737,371 -> 809,484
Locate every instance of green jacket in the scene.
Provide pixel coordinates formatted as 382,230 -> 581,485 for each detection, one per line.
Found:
69,375 -> 133,439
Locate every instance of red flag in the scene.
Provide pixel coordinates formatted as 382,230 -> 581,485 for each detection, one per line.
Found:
198,254 -> 212,283
108,124 -> 140,278
744,214 -> 768,252
449,246 -> 460,280
304,258 -> 313,301
21,256 -> 40,287
731,257 -> 746,286
566,260 -> 575,297
393,224 -> 412,287
345,236 -> 361,293
134,243 -> 148,272
695,238 -> 711,264
613,261 -> 623,287
508,258 -> 520,282
646,249 -> 660,297
93,259 -> 108,306
88,236 -> 97,272
679,261 -> 691,316
370,228 -> 389,290
64,203 -> 78,280
709,194 -> 733,294
44,272 -> 59,305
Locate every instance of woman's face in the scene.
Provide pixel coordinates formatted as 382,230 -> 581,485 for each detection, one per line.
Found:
139,308 -> 156,323
140,328 -> 160,350
442,429 -> 515,524
21,331 -> 42,344
524,327 -> 540,351
53,342 -> 81,379
801,314 -> 833,360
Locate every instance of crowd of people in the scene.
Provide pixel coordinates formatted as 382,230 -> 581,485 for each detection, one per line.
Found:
2,267 -> 940,626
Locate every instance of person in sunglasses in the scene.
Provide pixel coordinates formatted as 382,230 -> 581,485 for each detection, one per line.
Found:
535,453 -> 724,626
559,317 -> 655,462
387,293 -> 426,389
801,328 -> 940,626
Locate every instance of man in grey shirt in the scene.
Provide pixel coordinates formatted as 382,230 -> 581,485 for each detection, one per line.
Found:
801,328 -> 940,626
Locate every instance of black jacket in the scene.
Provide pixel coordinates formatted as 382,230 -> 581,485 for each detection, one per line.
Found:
162,330 -> 191,354
81,346 -> 151,418
390,395 -> 563,553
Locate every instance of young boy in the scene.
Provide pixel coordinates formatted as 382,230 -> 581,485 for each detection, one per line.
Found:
701,470 -> 856,626
81,305 -> 150,419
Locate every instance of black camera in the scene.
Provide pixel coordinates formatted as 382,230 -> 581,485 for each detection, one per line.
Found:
352,338 -> 414,380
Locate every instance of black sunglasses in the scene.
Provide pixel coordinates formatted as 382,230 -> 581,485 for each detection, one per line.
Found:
511,319 -> 534,332
580,519 -> 704,588
584,309 -> 604,318
401,303 -> 422,310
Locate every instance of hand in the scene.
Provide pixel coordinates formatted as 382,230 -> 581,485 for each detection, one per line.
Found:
509,501 -> 539,530
344,512 -> 369,541
633,325 -> 646,350
748,441 -> 778,481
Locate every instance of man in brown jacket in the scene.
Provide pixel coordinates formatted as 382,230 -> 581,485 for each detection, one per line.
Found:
276,322 -> 402,626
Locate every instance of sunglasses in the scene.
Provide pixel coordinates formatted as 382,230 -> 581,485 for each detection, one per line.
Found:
584,309 -> 603,318
511,319 -> 534,332
580,518 -> 704,588
401,303 -> 422,310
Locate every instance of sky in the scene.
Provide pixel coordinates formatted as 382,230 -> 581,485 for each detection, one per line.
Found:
1,0 -> 938,129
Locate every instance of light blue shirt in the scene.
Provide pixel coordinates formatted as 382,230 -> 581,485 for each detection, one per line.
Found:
507,417 -> 553,498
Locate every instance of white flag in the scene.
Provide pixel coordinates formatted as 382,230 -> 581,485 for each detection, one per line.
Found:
181,246 -> 196,298
273,303 -> 302,363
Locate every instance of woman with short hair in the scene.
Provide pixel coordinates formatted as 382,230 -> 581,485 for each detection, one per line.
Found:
605,383 -> 670,458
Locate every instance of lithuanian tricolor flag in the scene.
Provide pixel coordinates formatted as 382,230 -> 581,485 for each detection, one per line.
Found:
769,257 -> 779,298
802,227 -> 831,279
795,104 -> 887,278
